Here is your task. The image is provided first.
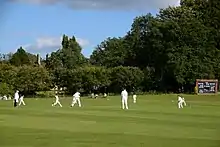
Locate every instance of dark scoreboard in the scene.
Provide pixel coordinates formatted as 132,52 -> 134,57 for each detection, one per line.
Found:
196,79 -> 218,94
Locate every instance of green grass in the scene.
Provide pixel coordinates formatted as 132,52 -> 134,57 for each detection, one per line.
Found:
0,94 -> 220,147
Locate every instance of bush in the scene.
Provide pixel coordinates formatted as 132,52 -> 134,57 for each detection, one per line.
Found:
110,66 -> 144,93
0,82 -> 14,96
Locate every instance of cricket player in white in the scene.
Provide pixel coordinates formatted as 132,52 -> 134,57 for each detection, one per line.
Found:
133,94 -> 137,103
178,95 -> 184,108
52,94 -> 62,107
14,90 -> 19,107
121,89 -> 128,109
19,95 -> 26,106
71,92 -> 81,107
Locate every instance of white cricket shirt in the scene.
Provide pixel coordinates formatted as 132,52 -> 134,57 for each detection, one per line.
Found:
73,92 -> 80,98
121,90 -> 128,99
14,92 -> 19,102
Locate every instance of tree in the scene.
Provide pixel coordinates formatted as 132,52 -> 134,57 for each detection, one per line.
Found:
0,82 -> 14,96
81,66 -> 111,93
157,6 -> 216,91
10,47 -> 30,66
14,65 -> 51,94
0,63 -> 18,88
45,50 -> 63,69
46,35 -> 87,70
110,66 -> 144,93
27,53 -> 38,65
124,13 -> 157,68
90,37 -> 127,67
62,35 -> 86,68
181,0 -> 220,80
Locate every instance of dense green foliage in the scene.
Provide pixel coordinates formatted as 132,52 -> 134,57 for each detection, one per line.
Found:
1,0 -> 220,96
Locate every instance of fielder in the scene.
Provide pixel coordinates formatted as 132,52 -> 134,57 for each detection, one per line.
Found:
14,90 -> 19,107
19,95 -> 26,106
177,95 -> 185,108
121,89 -> 128,109
52,94 -> 62,107
133,94 -> 137,103
71,92 -> 81,107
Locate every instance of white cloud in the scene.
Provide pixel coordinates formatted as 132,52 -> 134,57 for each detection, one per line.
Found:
76,38 -> 90,47
22,36 -> 90,55
10,0 -> 180,11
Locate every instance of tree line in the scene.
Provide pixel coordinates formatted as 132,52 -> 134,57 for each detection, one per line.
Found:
1,0 -> 220,97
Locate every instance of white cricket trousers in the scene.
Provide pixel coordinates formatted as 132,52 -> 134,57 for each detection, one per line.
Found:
122,97 -> 128,109
19,99 -> 25,106
133,95 -> 137,103
178,101 -> 183,108
71,97 -> 81,107
53,100 -> 62,107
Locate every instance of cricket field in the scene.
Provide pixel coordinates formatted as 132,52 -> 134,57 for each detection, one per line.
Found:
0,95 -> 220,147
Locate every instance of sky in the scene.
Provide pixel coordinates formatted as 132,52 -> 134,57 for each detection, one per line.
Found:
0,0 -> 179,58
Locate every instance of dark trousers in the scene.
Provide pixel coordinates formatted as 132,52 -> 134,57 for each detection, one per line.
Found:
14,100 -> 17,107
